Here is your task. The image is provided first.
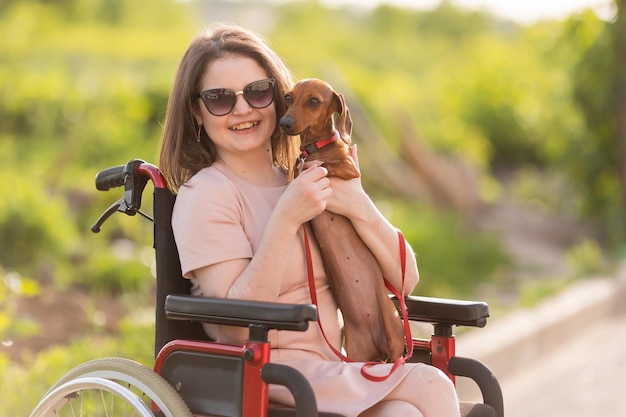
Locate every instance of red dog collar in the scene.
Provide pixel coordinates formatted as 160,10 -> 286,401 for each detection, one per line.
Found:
298,131 -> 340,160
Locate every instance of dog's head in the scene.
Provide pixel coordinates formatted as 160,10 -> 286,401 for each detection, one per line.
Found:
279,78 -> 352,146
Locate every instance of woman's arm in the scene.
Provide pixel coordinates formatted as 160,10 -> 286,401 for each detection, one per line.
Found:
324,147 -> 419,294
191,164 -> 331,342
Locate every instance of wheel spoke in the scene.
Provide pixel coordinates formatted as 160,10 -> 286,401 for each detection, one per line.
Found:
31,358 -> 191,417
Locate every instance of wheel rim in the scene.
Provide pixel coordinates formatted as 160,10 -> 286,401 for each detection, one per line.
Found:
30,377 -> 154,417
34,358 -> 191,417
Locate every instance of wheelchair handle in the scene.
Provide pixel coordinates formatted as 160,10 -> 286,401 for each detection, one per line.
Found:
91,159 -> 167,233
95,164 -> 127,191
95,159 -> 168,191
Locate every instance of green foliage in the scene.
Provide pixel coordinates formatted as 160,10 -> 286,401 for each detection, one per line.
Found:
0,0 -> 192,171
383,200 -> 510,298
517,277 -> 571,308
0,167 -> 79,275
509,166 -> 584,216
566,239 -> 606,278
270,1 -> 502,168
570,10 -> 626,243
74,240 -> 155,294
0,0 -> 189,291
1,269 -> 41,343
518,238 -> 606,308
1,0 -> 617,295
1,318 -> 154,416
268,3 -> 620,239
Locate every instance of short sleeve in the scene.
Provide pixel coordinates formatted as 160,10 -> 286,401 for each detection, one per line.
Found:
172,168 -> 253,280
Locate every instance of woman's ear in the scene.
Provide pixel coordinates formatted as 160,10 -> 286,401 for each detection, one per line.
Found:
192,99 -> 204,125
192,109 -> 203,127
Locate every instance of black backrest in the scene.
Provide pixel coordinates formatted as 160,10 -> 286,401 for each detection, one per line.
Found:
153,187 -> 209,357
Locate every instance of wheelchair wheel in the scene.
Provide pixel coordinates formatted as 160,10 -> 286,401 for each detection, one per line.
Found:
36,357 -> 191,417
30,376 -> 155,417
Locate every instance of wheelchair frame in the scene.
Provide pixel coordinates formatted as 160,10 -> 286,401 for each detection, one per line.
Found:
31,159 -> 504,417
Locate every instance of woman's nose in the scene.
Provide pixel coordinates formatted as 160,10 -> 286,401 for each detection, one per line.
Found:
232,92 -> 251,115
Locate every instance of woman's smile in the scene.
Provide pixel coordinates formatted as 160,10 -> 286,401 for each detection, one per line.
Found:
230,120 -> 259,131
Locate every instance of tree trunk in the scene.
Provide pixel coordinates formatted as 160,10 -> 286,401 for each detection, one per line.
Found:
615,0 -> 626,231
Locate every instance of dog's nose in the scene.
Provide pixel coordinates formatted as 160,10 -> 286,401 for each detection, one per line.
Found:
279,115 -> 294,131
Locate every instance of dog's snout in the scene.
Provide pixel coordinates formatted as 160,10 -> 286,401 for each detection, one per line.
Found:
279,115 -> 294,131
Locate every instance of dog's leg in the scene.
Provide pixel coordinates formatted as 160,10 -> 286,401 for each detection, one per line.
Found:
311,212 -> 404,362
321,158 -> 360,181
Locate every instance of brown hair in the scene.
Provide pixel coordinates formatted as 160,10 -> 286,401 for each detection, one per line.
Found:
159,23 -> 297,192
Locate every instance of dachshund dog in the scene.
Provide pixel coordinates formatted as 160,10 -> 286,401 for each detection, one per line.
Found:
280,78 -> 405,362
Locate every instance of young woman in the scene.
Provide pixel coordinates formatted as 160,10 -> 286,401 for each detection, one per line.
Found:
159,22 -> 460,417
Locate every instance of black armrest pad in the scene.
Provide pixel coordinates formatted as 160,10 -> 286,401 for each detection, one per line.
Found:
165,295 -> 318,332
394,295 -> 489,328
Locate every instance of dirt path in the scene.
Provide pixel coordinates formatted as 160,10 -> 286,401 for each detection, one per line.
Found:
456,274 -> 626,417
503,310 -> 626,417
2,285 -> 126,363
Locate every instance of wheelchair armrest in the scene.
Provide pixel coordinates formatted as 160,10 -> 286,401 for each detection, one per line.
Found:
165,295 -> 318,332
394,295 -> 489,328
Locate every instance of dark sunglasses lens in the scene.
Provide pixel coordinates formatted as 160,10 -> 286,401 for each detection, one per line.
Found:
244,79 -> 275,109
203,89 -> 236,116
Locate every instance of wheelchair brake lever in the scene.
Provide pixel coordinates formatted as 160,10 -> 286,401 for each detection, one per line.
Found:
90,199 -> 123,233
136,209 -> 153,222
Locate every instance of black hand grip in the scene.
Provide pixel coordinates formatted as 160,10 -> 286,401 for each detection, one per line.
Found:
95,165 -> 126,191
449,356 -> 504,417
261,363 -> 318,417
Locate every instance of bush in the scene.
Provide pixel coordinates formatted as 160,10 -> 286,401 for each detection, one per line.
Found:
0,269 -> 41,344
384,200 -> 510,298
0,170 -> 80,278
1,317 -> 154,416
75,240 -> 155,294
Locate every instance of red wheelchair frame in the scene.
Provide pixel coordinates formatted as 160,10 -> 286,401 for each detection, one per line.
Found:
90,159 -> 504,417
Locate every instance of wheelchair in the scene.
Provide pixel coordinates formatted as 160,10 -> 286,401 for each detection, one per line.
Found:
30,159 -> 504,417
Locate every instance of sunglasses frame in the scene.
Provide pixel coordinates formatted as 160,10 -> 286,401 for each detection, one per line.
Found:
197,78 -> 277,116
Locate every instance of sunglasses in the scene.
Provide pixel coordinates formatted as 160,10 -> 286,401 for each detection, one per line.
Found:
197,78 -> 276,116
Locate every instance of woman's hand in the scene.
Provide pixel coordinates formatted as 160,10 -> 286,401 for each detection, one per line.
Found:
295,144 -> 369,220
324,145 -> 366,218
275,164 -> 332,227
325,175 -> 365,218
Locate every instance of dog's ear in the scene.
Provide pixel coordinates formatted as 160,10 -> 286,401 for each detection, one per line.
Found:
333,92 -> 352,145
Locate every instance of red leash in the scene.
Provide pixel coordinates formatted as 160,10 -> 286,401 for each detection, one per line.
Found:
303,225 -> 413,381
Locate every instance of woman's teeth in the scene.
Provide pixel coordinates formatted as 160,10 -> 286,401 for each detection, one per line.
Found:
231,121 -> 258,131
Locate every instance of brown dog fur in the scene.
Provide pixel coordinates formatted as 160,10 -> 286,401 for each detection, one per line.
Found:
280,78 -> 404,362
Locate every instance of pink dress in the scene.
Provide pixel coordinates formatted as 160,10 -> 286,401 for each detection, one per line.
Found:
172,162 -> 421,417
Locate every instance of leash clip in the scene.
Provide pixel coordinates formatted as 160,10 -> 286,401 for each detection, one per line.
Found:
296,154 -> 307,175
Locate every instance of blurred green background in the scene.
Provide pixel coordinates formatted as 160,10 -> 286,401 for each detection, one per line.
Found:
1,0 -> 624,413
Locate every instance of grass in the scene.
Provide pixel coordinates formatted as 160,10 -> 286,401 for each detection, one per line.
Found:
1,317 -> 155,416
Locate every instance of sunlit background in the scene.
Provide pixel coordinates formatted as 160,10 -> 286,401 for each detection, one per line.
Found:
1,1 -> 625,416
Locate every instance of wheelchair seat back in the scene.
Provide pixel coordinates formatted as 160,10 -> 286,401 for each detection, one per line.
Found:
153,187 -> 209,356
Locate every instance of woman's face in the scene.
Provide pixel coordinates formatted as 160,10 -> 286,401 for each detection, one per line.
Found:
196,55 -> 277,161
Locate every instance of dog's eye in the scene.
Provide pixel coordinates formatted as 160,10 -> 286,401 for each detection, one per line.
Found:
308,98 -> 321,107
284,94 -> 292,105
